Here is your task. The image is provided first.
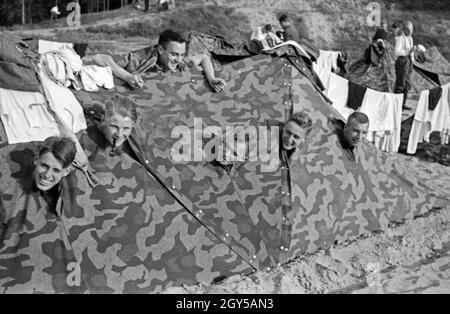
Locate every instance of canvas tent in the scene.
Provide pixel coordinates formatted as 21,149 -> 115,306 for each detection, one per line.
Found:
0,35 -> 449,293
346,42 -> 450,96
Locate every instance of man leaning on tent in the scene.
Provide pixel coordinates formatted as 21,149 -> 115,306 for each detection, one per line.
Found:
87,29 -> 226,92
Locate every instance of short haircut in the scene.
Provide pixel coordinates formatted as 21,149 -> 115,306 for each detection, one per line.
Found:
347,112 -> 370,125
262,24 -> 272,32
404,20 -> 413,27
279,14 -> 290,24
158,29 -> 186,48
391,21 -> 403,30
38,137 -> 77,169
288,111 -> 313,134
105,94 -> 138,123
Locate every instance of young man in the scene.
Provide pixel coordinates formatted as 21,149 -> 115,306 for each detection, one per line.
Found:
0,136 -> 81,293
218,111 -> 313,170
89,29 -> 226,92
280,111 -> 313,163
394,21 -> 415,110
340,112 -> 370,160
33,136 -> 77,193
279,14 -> 300,43
50,5 -> 61,22
278,14 -> 319,61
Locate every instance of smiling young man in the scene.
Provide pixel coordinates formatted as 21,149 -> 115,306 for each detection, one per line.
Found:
34,137 -> 77,192
340,112 -> 370,160
89,29 -> 226,92
217,111 -> 313,172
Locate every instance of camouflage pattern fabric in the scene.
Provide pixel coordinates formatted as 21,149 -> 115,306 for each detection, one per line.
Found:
346,42 -> 439,96
1,46 -> 449,293
186,31 -> 253,69
413,46 -> 450,86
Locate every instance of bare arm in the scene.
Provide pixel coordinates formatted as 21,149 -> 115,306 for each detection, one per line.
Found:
190,54 -> 226,92
88,54 -> 143,89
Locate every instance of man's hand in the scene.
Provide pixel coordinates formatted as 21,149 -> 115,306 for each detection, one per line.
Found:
208,77 -> 226,92
126,74 -> 144,89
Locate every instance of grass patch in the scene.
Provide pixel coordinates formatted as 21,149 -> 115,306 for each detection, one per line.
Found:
83,5 -> 249,45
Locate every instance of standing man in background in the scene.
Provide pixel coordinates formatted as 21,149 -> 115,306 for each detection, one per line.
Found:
50,4 -> 61,22
394,21 -> 415,110
279,14 -> 300,43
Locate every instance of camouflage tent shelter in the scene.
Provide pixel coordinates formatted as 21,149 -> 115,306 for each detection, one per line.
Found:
346,42 -> 450,96
0,35 -> 449,293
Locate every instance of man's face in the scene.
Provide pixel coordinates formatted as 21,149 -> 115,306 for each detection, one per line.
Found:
343,120 -> 369,148
157,41 -> 186,71
103,112 -> 135,148
282,121 -> 308,151
33,152 -> 70,191
405,23 -> 414,36
280,20 -> 290,29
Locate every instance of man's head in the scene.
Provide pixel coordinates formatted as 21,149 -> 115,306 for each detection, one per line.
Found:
404,21 -> 414,36
157,29 -> 186,71
262,24 -> 273,34
282,111 -> 313,151
102,95 -> 138,148
391,21 -> 403,36
279,14 -> 292,29
343,112 -> 370,149
33,137 -> 76,191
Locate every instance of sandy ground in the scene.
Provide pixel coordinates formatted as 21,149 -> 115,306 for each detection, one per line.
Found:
161,156 -> 450,294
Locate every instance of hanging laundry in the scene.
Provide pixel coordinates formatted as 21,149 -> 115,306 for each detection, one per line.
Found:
326,73 -> 353,120
347,81 -> 367,110
428,86 -> 442,111
313,50 -> 341,88
0,88 -> 60,144
407,84 -> 450,154
360,89 -> 403,152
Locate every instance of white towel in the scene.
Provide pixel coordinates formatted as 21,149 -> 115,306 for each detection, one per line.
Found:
0,88 -> 60,144
360,89 -> 403,152
407,84 -> 450,154
326,73 -> 353,120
